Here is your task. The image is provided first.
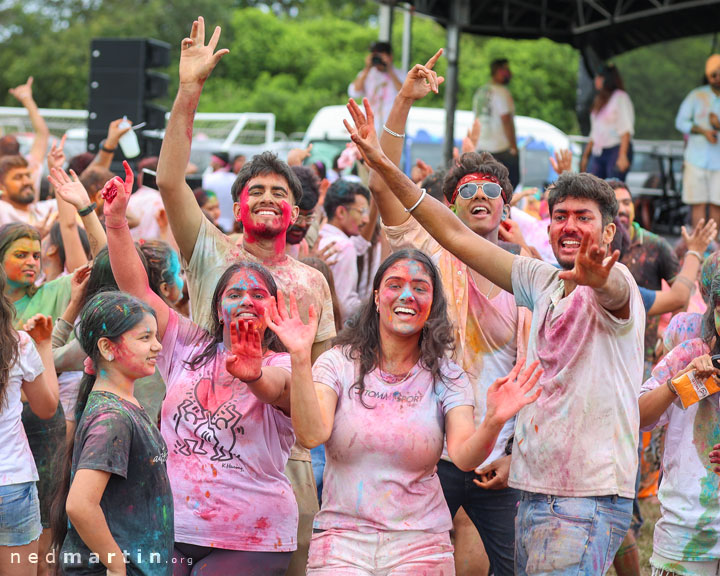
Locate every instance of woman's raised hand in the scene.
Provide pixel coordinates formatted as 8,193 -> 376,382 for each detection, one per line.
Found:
225,320 -> 264,382
485,359 -> 543,425
265,291 -> 318,357
102,160 -> 134,224
398,49 -> 444,102
48,167 -> 91,211
23,314 -> 53,343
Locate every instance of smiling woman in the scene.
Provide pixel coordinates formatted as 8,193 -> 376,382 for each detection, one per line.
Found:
103,163 -> 299,574
264,248 -> 543,575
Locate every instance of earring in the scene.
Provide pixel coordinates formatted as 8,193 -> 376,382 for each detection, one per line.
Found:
107,354 -> 114,362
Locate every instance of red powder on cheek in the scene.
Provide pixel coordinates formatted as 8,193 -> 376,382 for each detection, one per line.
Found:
239,185 -> 257,244
272,201 -> 292,255
3,257 -> 26,284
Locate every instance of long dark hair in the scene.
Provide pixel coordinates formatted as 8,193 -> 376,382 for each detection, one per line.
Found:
301,256 -> 342,334
333,249 -> 456,408
0,268 -> 19,409
50,291 -> 156,553
85,246 -> 162,301
186,262 -> 281,370
702,275 -> 720,355
592,64 -> 624,113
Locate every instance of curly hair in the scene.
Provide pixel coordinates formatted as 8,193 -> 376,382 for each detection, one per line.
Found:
442,152 -> 513,206
333,249 -> 457,408
547,172 -> 618,227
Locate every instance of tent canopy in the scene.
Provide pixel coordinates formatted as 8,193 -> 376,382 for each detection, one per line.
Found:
392,0 -> 720,59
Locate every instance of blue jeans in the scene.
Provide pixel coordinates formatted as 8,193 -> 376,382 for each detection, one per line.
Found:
437,459 -> 519,576
0,482 -> 42,546
588,144 -> 633,182
310,445 -> 325,505
515,491 -> 632,575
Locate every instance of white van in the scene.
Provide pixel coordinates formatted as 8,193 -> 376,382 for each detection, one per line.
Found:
302,105 -> 578,189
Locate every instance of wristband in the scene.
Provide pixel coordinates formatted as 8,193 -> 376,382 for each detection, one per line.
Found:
383,124 -> 405,139
666,378 -> 678,396
405,189 -> 427,214
674,275 -> 695,290
245,369 -> 263,384
686,250 -> 704,263
101,145 -> 116,153
77,203 -> 97,217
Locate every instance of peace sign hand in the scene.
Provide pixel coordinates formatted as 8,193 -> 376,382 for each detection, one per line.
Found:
179,17 -> 230,88
557,231 -> 620,289
344,98 -> 385,169
398,49 -> 445,102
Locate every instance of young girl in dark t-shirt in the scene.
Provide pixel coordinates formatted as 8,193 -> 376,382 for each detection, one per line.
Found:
51,292 -> 174,576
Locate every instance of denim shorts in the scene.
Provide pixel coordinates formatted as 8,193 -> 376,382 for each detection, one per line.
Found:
0,482 -> 43,546
515,491 -> 632,575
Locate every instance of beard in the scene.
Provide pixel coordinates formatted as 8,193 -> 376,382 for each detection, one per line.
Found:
11,186 -> 35,205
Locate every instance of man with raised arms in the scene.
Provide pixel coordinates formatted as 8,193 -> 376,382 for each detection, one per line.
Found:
155,17 -> 336,576
346,97 -> 644,575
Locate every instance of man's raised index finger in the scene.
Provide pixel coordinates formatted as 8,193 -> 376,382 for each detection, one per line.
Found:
425,48 -> 444,69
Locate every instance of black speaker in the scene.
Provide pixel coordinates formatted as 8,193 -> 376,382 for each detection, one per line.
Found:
87,38 -> 170,159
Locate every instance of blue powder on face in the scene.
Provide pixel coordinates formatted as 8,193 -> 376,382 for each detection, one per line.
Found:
102,323 -> 107,332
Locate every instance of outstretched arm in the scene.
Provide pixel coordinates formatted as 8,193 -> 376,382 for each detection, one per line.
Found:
92,118 -> 132,173
156,17 -> 229,262
345,97 -> 516,293
104,161 -> 170,339
368,49 -> 444,227
265,292 -> 335,449
9,77 -> 49,194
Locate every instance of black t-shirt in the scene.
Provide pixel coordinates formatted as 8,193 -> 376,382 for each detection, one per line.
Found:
61,391 -> 173,576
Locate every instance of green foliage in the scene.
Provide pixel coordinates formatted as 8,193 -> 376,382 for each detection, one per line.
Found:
0,0 -> 715,140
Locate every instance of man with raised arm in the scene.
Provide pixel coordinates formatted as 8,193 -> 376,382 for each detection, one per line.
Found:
155,18 -> 336,576
347,98 -> 644,576
367,50 -> 529,576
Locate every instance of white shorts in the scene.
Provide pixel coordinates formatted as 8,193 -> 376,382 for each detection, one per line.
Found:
651,551 -> 720,576
307,528 -> 454,575
682,162 -> 720,205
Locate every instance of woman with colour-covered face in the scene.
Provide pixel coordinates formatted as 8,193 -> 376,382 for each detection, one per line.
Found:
50,291 -> 174,576
103,162 -> 298,575
266,248 -> 542,575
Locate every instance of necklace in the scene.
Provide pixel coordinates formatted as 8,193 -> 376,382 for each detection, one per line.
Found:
486,283 -> 496,300
378,359 -> 416,386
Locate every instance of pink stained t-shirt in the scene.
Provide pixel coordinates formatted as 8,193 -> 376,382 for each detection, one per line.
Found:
312,346 -> 474,533
157,310 -> 297,551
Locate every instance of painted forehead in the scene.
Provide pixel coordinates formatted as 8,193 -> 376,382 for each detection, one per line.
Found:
7,237 -> 41,252
382,259 -> 433,283
224,268 -> 271,293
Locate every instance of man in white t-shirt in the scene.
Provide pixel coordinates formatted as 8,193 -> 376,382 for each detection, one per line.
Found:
348,41 -> 405,134
473,58 -> 519,189
0,155 -> 55,230
347,100 -> 644,575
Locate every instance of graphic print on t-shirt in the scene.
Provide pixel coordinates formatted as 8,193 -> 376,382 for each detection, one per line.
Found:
171,376 -> 246,465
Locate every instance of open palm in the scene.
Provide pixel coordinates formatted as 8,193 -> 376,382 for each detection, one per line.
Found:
486,360 -> 543,424
179,17 -> 229,86
226,320 -> 264,382
557,232 -> 619,288
265,291 -> 318,356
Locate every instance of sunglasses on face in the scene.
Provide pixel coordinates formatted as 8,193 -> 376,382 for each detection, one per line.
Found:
456,181 -> 504,202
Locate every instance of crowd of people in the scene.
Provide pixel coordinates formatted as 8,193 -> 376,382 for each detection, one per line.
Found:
1,14 -> 720,576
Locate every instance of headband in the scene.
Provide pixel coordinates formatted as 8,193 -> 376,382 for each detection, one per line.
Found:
451,172 -> 506,205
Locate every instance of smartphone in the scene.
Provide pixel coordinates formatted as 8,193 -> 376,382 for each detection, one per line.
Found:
712,354 -> 720,370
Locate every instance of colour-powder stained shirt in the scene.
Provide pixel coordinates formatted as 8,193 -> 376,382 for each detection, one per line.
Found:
183,217 -> 336,462
61,391 -> 173,576
0,331 -> 43,486
384,217 -> 528,468
158,310 -> 297,552
509,257 -> 644,498
664,312 -> 703,354
641,338 -> 720,562
312,346 -> 474,533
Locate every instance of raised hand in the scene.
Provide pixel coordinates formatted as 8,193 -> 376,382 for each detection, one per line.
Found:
102,160 -> 134,223
557,231 -> 620,288
48,167 -> 91,210
179,17 -> 229,88
106,118 -> 132,149
8,77 -> 35,105
683,218 -> 717,255
710,443 -> 720,474
69,264 -> 92,306
485,359 -> 543,425
550,149 -> 573,175
23,314 -> 53,343
265,291 -> 318,357
47,134 -> 67,172
344,98 -> 386,169
398,49 -> 445,101
287,144 -> 313,166
309,240 -> 338,266
225,320 -> 263,382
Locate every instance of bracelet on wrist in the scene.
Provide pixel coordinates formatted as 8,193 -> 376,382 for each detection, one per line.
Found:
245,369 -> 263,384
686,250 -> 704,263
666,378 -> 679,396
101,145 -> 116,153
77,203 -> 97,217
104,218 -> 129,229
383,124 -> 405,139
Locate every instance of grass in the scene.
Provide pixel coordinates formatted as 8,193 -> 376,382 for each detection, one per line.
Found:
608,498 -> 662,576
